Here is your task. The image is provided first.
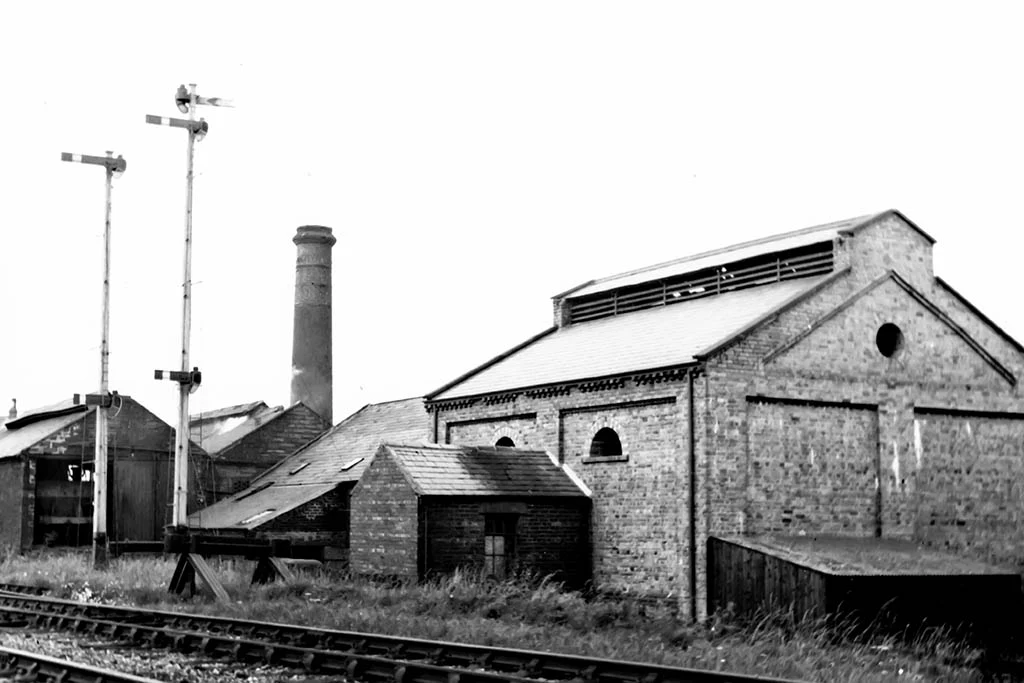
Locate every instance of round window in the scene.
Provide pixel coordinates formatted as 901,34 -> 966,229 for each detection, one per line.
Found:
875,323 -> 904,358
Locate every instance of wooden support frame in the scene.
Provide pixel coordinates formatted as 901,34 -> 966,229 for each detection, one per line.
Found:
251,556 -> 296,585
168,553 -> 230,603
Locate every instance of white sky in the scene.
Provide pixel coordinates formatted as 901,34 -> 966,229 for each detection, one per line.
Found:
2,2 -> 1023,427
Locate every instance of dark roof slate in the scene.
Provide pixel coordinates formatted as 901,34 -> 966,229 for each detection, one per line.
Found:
190,397 -> 428,530
380,444 -> 589,497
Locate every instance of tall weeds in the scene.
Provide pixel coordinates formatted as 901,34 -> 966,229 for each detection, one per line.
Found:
0,551 -> 989,681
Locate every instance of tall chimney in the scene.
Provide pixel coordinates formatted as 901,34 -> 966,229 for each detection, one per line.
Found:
291,225 -> 336,425
7,399 -> 15,421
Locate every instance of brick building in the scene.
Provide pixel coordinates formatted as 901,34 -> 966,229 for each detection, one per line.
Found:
190,401 -> 330,503
191,397 -> 427,561
350,443 -> 591,585
0,396 -> 208,550
425,210 -> 1024,620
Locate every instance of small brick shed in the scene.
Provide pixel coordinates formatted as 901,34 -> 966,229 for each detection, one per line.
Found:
350,443 -> 591,586
425,209 -> 1024,620
0,396 -> 208,549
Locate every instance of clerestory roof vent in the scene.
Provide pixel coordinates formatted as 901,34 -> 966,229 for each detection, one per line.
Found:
567,241 -> 834,324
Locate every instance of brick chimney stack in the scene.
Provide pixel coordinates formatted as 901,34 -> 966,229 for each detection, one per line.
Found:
290,225 -> 336,425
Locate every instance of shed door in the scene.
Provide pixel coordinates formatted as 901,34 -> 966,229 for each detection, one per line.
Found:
112,459 -> 157,540
746,400 -> 879,535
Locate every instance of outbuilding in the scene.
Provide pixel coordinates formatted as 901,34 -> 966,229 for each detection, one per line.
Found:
350,443 -> 591,586
0,396 -> 208,549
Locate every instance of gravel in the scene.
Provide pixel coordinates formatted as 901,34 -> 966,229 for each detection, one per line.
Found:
0,626 -> 317,682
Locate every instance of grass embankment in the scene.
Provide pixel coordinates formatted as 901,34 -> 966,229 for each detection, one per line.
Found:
0,550 -> 989,682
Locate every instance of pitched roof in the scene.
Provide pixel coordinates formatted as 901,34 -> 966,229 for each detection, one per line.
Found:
560,210 -> 931,300
379,443 -> 590,497
191,403 -> 285,455
190,396 -> 428,530
431,275 -> 830,400
191,401 -> 268,423
0,400 -> 92,459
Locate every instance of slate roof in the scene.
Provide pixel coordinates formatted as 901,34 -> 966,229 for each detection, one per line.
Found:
431,275 -> 829,400
190,397 -> 428,530
378,444 -> 590,497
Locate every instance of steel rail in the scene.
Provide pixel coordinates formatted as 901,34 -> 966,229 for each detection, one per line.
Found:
0,583 -> 47,596
0,590 -> 799,683
0,645 -> 160,683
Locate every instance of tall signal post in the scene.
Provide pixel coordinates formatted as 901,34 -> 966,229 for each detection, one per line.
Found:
148,84 -> 231,532
60,151 -> 127,568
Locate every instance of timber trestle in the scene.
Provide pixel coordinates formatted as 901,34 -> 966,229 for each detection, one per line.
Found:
156,527 -> 319,602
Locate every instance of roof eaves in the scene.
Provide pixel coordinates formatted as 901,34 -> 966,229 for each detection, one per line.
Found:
425,326 -> 559,400
840,209 -> 937,246
934,276 -> 1024,355
4,403 -> 88,430
694,267 -> 851,361
427,362 -> 696,406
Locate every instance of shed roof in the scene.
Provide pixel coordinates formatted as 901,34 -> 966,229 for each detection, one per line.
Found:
379,443 -> 590,497
0,399 -> 92,459
431,275 -> 830,400
192,403 -> 286,456
190,396 -> 428,530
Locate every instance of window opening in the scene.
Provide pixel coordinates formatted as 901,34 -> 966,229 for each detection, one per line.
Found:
875,323 -> 904,358
484,514 -> 516,579
495,436 -> 515,448
590,427 -> 623,458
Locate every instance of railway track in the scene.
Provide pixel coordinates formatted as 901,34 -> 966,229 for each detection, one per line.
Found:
0,644 -> 159,682
0,586 -> 800,683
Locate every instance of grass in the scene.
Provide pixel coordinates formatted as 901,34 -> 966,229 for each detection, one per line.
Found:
0,549 -> 995,682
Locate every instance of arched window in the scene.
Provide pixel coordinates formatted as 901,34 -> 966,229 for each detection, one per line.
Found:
495,436 -> 515,448
590,427 -> 622,458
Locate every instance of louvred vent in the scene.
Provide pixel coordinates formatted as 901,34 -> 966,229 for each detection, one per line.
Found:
568,241 -> 834,324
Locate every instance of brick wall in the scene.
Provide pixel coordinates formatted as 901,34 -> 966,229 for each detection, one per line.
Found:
260,486 -> 350,549
429,214 -> 1024,619
0,459 -> 24,550
350,450 -> 419,579
447,415 -> 538,449
745,399 -> 879,535
914,411 -> 1024,569
436,381 -> 693,601
211,405 -> 330,500
424,499 -> 590,586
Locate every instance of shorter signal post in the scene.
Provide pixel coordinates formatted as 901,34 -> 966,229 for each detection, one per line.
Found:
60,151 -> 126,569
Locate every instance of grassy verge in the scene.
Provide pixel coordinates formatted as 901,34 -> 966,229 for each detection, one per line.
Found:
0,549 -> 988,682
